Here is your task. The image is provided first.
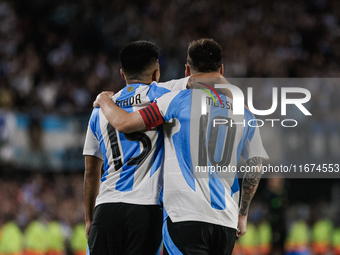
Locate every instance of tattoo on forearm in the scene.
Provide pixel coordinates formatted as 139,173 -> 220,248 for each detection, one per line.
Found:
240,157 -> 263,216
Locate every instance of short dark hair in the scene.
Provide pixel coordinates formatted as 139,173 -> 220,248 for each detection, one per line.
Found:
119,41 -> 160,78
187,38 -> 222,73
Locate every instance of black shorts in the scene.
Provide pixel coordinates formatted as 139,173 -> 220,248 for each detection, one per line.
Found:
163,217 -> 236,255
88,203 -> 163,255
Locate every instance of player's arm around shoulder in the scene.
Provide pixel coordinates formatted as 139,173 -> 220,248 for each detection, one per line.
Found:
237,157 -> 263,239
94,92 -> 146,133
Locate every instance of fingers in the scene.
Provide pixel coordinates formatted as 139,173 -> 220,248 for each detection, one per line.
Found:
236,228 -> 246,240
237,214 -> 247,239
86,225 -> 91,239
93,91 -> 114,108
85,221 -> 92,239
93,100 -> 100,108
103,91 -> 114,97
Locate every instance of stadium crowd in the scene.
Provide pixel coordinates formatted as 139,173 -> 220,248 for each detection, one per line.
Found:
1,0 -> 339,166
0,0 -> 340,117
1,0 -> 340,254
0,172 -> 87,254
0,173 -> 339,255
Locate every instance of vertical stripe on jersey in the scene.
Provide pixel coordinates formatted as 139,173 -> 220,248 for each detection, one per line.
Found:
115,86 -> 137,191
150,126 -> 164,177
98,84 -> 141,182
232,108 -> 256,196
171,95 -> 195,191
102,124 -> 123,181
231,174 -> 239,197
100,84 -> 139,185
236,108 -> 256,162
246,109 -> 256,142
89,108 -> 109,181
114,83 -> 169,192
111,84 -> 135,191
207,95 -> 227,210
214,124 -> 228,162
209,172 -> 226,210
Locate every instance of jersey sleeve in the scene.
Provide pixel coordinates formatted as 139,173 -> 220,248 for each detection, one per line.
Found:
138,91 -> 182,130
157,77 -> 190,91
242,124 -> 269,162
83,122 -> 103,160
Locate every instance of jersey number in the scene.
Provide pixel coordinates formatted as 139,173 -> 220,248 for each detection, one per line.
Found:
199,115 -> 236,167
107,123 -> 152,170
198,114 -> 237,210
124,132 -> 152,166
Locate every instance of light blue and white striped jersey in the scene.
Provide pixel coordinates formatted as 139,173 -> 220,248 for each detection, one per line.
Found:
83,78 -> 189,206
145,88 -> 268,229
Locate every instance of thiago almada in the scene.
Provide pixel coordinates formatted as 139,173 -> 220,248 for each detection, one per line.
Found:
195,165 -> 262,173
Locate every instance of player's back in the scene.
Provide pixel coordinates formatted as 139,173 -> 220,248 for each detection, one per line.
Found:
84,82 -> 171,206
155,88 -> 268,229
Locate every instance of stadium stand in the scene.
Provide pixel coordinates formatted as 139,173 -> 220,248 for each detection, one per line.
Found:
0,0 -> 340,254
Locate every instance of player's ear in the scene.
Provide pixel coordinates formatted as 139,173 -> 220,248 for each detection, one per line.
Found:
120,69 -> 126,80
152,68 -> 160,82
219,64 -> 224,75
185,64 -> 191,77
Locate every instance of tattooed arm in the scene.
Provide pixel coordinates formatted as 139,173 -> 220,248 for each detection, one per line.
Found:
240,157 -> 263,215
236,157 -> 263,239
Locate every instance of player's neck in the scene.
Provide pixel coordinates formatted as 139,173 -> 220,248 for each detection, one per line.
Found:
126,78 -> 153,86
190,72 -> 225,80
188,72 -> 232,98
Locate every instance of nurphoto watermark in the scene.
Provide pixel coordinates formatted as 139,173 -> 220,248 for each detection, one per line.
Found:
188,78 -> 338,179
196,83 -> 312,128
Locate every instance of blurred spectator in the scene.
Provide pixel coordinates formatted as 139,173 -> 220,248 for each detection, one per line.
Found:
311,202 -> 333,255
0,219 -> 23,254
262,176 -> 288,255
333,211 -> 340,255
285,219 -> 310,255
69,223 -> 87,255
16,117 -> 50,170
0,110 -> 15,162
